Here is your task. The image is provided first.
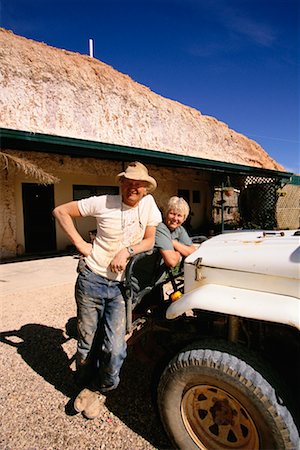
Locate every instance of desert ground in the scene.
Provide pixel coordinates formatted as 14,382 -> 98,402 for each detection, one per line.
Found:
0,255 -> 171,450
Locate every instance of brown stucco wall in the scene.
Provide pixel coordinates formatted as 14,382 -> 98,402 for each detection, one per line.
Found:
0,168 -> 17,258
0,150 -> 211,258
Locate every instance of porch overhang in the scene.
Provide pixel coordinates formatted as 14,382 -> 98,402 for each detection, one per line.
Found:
0,128 -> 293,182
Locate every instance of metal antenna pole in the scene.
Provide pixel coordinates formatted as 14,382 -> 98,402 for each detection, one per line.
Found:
89,39 -> 94,57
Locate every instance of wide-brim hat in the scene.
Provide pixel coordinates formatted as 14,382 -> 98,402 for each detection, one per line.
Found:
116,161 -> 157,192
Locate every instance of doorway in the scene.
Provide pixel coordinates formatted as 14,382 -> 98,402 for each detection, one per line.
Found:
22,183 -> 56,253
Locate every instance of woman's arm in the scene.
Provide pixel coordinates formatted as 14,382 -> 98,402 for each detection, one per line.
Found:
159,248 -> 181,268
172,239 -> 196,257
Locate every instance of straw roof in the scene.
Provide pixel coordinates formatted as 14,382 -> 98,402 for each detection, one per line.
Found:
0,28 -> 284,171
0,151 -> 60,184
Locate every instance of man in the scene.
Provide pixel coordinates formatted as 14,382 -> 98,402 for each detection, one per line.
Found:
155,196 -> 196,268
53,161 -> 162,419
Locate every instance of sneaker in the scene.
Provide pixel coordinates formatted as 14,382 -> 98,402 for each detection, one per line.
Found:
82,392 -> 105,420
73,388 -> 94,413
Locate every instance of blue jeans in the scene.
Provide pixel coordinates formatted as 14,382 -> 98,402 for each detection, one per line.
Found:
75,264 -> 127,392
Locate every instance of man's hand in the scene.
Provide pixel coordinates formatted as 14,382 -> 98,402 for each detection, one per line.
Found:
110,248 -> 129,273
76,241 -> 93,257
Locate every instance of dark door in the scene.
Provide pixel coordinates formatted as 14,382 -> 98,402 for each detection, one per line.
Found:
22,183 -> 56,253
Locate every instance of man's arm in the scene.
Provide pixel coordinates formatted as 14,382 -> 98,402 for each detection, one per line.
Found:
110,225 -> 157,273
53,201 -> 92,256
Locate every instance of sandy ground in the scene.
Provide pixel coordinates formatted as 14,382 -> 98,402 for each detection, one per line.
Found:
0,256 -> 171,450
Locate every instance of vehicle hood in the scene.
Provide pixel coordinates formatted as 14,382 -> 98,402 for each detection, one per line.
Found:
186,230 -> 300,280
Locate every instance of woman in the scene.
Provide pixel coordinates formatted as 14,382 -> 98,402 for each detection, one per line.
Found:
155,196 -> 196,268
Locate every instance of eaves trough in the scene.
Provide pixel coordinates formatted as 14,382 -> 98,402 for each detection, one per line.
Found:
1,127 -> 293,182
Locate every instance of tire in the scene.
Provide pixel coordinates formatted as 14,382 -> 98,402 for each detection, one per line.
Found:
158,341 -> 299,450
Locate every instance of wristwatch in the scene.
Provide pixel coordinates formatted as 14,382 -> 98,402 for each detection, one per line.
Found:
127,246 -> 135,257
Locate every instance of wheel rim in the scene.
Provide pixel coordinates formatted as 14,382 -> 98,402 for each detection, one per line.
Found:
181,384 -> 260,449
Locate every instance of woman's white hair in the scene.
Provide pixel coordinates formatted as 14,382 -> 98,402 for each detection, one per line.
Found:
165,196 -> 190,221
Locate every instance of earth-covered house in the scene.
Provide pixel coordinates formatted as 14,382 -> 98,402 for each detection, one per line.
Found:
0,28 -> 296,260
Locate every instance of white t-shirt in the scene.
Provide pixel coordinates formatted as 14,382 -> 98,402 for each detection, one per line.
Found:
78,194 -> 162,281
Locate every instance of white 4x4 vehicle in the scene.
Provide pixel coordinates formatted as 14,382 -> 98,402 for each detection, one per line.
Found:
125,229 -> 300,450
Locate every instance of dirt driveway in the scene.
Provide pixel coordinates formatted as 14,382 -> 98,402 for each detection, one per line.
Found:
0,256 -> 171,450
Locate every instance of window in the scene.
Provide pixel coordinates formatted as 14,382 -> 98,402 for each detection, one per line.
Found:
73,185 -> 119,200
178,189 -> 190,203
178,189 -> 201,204
192,190 -> 201,203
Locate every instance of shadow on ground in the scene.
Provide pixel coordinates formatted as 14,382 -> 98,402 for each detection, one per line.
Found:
0,318 -> 173,449
0,323 -> 77,398
105,340 -> 173,450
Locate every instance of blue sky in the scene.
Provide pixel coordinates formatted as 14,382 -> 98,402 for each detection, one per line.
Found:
1,0 -> 299,173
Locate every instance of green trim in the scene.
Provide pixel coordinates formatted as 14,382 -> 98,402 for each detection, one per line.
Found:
0,127 -> 293,180
289,175 -> 300,185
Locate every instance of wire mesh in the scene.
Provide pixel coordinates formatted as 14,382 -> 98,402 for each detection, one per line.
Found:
210,174 -> 299,231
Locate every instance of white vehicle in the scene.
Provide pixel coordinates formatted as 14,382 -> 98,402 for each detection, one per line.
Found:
125,230 -> 300,450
